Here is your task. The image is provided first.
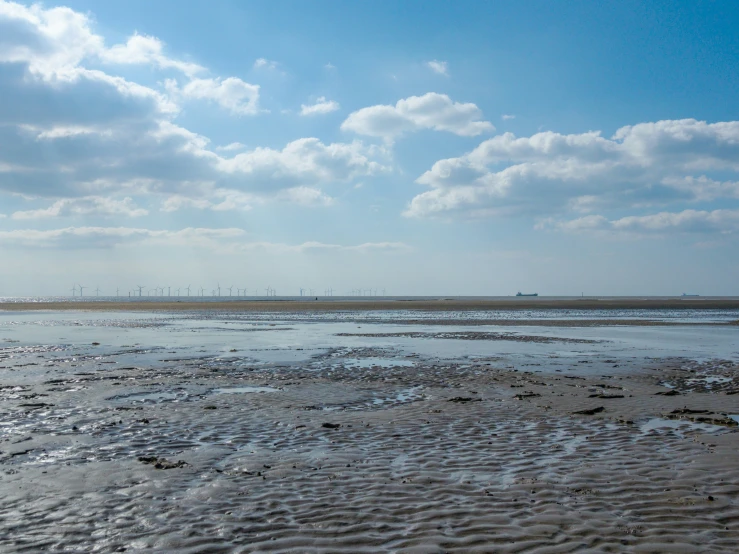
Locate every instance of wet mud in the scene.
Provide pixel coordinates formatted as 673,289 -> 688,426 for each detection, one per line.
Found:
1,311 -> 738,552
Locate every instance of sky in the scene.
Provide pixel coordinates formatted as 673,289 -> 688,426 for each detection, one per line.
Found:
1,0 -> 738,297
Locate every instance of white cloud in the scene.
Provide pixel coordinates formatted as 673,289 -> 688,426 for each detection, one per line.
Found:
176,77 -> 261,115
406,119 -> 739,219
100,33 -> 203,76
0,0 -> 260,120
272,187 -> 333,206
300,96 -> 340,116
0,2 -> 388,211
502,114 -> 516,120
425,60 -> 448,76
341,93 -> 494,140
0,1 -> 103,74
661,176 -> 739,201
0,225 -> 409,252
216,142 -> 247,152
0,226 -> 246,248
11,196 -> 147,219
217,138 -> 389,190
253,57 -> 277,70
542,209 -> 739,237
0,1 -> 200,78
324,62 -> 336,70
1,115 -> 386,208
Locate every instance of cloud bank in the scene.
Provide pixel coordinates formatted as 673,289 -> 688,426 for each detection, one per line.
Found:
0,0 -> 387,219
406,119 -> 739,237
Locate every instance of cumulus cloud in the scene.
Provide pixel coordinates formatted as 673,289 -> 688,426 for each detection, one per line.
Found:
0,1 -> 200,78
406,119 -> 739,220
217,138 -> 388,191
100,33 -> 203,76
341,93 -> 494,140
0,0 -> 260,120
1,116 -> 386,210
0,1 -> 385,215
300,96 -> 340,116
173,77 -> 261,115
425,60 -> 448,76
541,209 -> 739,237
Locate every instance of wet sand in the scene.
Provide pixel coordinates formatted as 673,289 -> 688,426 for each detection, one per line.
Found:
1,314 -> 739,552
3,297 -> 739,312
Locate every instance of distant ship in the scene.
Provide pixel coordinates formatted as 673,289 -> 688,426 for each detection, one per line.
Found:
681,293 -> 699,297
516,292 -> 538,297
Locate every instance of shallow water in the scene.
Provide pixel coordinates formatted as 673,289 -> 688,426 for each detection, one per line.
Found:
1,311 -> 737,377
112,391 -> 183,403
211,386 -> 278,394
640,417 -> 731,436
341,357 -> 415,369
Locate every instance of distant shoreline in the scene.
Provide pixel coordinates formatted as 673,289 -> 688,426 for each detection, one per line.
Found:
3,298 -> 739,312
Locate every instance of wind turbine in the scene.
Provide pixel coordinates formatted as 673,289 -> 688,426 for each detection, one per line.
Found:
71,284 -> 77,297
227,286 -> 233,296
175,288 -> 180,296
299,288 -> 305,296
94,286 -> 101,297
167,286 -> 171,296
78,285 -> 86,296
136,285 -> 145,296
185,285 -> 191,296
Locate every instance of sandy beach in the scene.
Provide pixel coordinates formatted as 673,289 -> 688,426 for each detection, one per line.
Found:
1,309 -> 738,552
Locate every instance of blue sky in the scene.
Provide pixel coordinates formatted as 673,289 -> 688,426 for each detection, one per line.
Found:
1,0 -> 738,296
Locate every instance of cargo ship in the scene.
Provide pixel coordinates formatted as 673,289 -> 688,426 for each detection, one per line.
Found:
515,292 -> 538,297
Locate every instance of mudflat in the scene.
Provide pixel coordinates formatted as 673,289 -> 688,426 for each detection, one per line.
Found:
1,310 -> 738,552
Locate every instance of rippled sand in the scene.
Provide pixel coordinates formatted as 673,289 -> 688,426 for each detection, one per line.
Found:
1,320 -> 739,552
